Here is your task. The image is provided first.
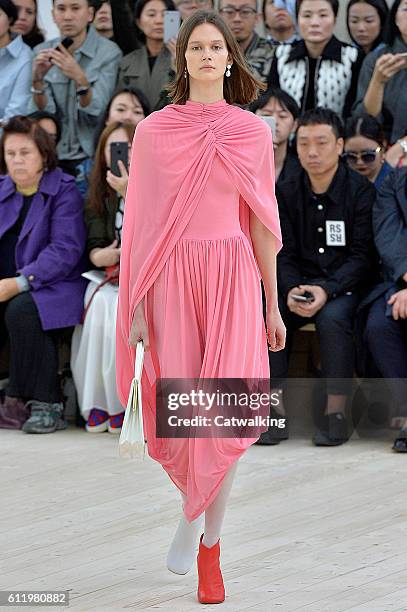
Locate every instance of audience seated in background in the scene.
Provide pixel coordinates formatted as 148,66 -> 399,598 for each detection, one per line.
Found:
10,0 -> 44,48
70,122 -> 136,435
174,0 -> 213,21
92,0 -> 114,40
346,0 -> 388,57
110,0 -> 141,54
28,109 -> 80,177
0,0 -> 33,129
268,0 -> 364,118
0,116 -> 87,434
94,86 -> 150,145
111,0 -> 212,56
218,0 -> 274,82
353,0 -> 407,144
28,109 -> 61,144
117,0 -> 176,111
264,108 -> 376,447
262,0 -> 299,45
363,167 -> 407,453
28,0 -> 122,197
251,87 -> 300,185
0,0 -> 405,445
343,114 -> 392,188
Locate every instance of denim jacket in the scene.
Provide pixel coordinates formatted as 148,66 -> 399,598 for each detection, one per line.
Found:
29,26 -> 122,160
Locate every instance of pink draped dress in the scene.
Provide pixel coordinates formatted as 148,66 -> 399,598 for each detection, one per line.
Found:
116,98 -> 282,522
143,100 -> 271,521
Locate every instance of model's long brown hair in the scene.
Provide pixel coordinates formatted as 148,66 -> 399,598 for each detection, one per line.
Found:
88,122 -> 136,216
166,9 -> 267,105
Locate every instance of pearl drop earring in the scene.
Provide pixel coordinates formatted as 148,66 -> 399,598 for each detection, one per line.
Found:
225,64 -> 231,77
184,68 -> 187,79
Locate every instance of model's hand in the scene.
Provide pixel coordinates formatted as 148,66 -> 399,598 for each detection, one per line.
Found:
266,305 -> 286,352
90,241 -> 121,268
106,161 -> 129,199
388,288 -> 407,320
129,301 -> 150,350
0,278 -> 20,303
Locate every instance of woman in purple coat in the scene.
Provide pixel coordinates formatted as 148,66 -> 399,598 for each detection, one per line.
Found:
0,116 -> 87,433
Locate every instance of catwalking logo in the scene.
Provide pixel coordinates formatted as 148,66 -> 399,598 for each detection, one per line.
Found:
156,378 -> 286,439
167,413 -> 286,429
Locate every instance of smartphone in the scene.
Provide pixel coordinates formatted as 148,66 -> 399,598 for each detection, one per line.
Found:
51,37 -> 73,61
291,291 -> 315,303
164,10 -> 180,43
260,116 -> 276,141
60,36 -> 74,50
398,52 -> 407,66
110,142 -> 129,177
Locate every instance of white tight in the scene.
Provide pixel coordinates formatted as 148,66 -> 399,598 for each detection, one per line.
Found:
202,461 -> 238,547
167,461 -> 238,574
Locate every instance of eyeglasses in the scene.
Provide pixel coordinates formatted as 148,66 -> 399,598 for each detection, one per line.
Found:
342,146 -> 382,166
219,7 -> 257,18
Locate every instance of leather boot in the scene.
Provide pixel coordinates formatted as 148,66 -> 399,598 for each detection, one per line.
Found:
197,534 -> 225,604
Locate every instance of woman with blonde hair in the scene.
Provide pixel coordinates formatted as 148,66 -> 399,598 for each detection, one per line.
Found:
116,9 -> 285,604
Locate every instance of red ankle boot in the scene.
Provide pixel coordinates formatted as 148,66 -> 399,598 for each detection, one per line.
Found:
197,534 -> 225,604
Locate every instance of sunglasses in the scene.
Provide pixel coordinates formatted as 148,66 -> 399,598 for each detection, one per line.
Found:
342,146 -> 382,166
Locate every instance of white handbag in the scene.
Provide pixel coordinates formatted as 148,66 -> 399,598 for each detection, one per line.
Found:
119,341 -> 146,459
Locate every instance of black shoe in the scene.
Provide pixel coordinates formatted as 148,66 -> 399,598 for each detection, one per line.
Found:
312,412 -> 349,446
392,428 -> 407,453
255,429 -> 281,445
254,407 -> 288,445
269,407 -> 289,440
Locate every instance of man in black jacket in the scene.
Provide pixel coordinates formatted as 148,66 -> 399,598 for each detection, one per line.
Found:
268,108 -> 376,446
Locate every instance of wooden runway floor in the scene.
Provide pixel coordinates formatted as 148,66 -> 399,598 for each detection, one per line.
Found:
1,426 -> 406,612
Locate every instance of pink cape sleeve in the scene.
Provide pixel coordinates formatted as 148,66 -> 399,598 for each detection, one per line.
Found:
218,109 -> 282,257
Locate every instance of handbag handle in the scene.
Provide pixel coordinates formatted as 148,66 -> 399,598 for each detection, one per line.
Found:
134,340 -> 145,382
81,265 -> 120,324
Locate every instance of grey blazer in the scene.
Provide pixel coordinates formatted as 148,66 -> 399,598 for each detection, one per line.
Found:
117,45 -> 172,110
360,168 -> 407,309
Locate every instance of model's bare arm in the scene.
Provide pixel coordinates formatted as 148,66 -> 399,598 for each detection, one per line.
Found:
249,211 -> 286,351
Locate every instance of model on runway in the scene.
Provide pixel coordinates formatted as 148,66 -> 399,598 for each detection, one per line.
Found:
116,9 -> 285,604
